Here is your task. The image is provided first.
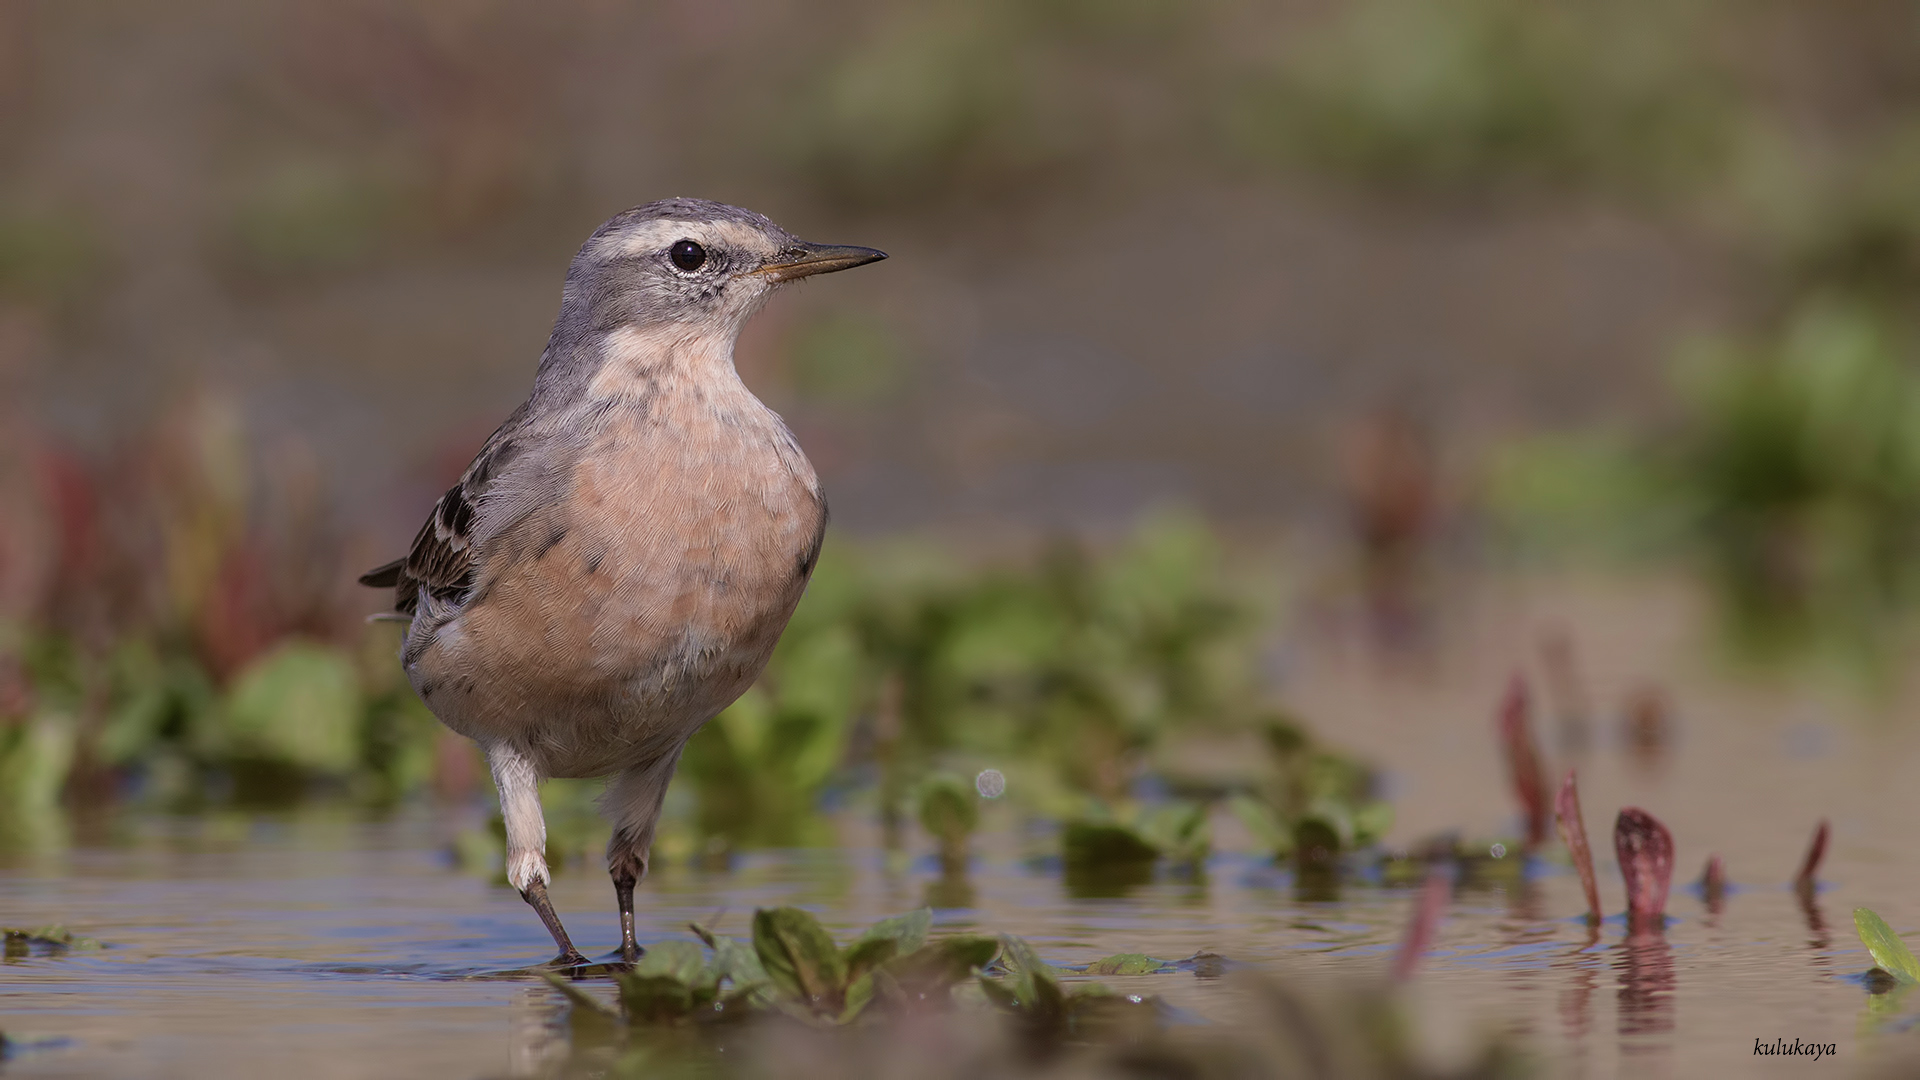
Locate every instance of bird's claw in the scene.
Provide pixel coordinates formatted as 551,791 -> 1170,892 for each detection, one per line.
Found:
549,949 -> 592,970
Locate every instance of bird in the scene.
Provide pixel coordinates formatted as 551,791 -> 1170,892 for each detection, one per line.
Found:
359,198 -> 886,967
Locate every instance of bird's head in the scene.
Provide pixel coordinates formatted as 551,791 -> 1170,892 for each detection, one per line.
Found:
563,198 -> 886,342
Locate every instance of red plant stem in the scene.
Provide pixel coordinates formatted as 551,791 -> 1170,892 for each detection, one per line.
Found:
1701,855 -> 1725,911
1498,675 -> 1550,849
1615,808 -> 1675,930
1391,867 -> 1451,982
1794,820 -> 1828,892
1555,769 -> 1602,925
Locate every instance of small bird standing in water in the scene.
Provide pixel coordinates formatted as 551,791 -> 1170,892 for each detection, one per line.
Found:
360,199 -> 885,966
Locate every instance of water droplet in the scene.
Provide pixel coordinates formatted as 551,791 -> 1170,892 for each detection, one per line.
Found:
975,769 -> 1006,799
1490,842 -> 1507,859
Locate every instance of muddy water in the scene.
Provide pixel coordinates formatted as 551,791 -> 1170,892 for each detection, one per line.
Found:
6,574 -> 1920,1078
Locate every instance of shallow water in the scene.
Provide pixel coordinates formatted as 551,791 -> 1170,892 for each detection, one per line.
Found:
0,804 -> 1908,1079
8,575 -> 1920,1077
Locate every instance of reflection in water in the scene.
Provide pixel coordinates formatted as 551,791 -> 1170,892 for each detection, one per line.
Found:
1294,864 -> 1341,905
0,805 -> 1892,1076
1504,877 -> 1545,924
1062,861 -> 1155,900
924,869 -> 976,910
1616,926 -> 1676,1042
1556,929 -> 1604,1047
1799,883 -> 1831,960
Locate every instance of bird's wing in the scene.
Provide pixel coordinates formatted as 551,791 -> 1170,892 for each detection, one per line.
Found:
359,403 -> 541,616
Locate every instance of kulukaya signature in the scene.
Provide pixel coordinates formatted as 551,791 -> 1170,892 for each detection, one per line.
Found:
1754,1038 -> 1838,1061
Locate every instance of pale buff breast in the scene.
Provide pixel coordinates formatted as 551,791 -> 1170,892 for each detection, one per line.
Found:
412,385 -> 824,778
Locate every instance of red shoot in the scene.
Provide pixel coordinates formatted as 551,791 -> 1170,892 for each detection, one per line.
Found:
1794,820 -> 1828,893
1615,808 -> 1674,930
1555,769 -> 1602,925
1498,675 -> 1550,849
1701,855 -> 1726,911
1391,867 -> 1451,982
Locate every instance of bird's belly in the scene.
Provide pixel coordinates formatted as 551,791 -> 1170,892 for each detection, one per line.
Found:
410,449 -> 824,778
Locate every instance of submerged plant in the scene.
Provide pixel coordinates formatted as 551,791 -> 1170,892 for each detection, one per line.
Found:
2,925 -> 101,957
978,934 -> 1159,1041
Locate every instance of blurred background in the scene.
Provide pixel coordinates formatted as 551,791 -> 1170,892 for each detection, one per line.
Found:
8,0 -> 1920,864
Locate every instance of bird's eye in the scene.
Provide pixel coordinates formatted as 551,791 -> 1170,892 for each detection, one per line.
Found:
669,240 -> 707,272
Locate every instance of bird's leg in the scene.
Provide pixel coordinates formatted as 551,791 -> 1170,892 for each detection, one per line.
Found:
489,743 -> 588,968
611,867 -> 640,965
602,750 -> 683,963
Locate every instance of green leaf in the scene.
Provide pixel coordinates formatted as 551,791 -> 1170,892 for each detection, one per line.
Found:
916,775 -> 979,844
988,935 -> 1068,1025
617,974 -> 697,1023
222,642 -> 362,773
1854,908 -> 1920,984
1139,801 -> 1210,863
1353,800 -> 1395,846
843,936 -> 901,986
887,936 -> 1001,999
841,971 -> 878,1023
1228,794 -> 1292,857
1084,952 -> 1164,976
692,923 -> 772,1004
976,976 -> 1021,1010
633,940 -> 709,980
1062,822 -> 1160,868
2,925 -> 100,950
752,907 -> 847,1008
855,908 -> 932,955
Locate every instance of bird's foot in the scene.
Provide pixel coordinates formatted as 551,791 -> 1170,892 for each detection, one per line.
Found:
548,948 -> 593,970
620,940 -> 643,965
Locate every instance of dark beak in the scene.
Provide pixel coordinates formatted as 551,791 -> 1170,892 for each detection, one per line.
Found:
757,242 -> 888,282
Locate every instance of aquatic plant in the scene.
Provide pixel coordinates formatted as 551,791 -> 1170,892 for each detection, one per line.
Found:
1795,819 -> 1830,895
915,772 -> 979,873
550,908 -> 1001,1028
1700,854 -> 1727,912
1225,712 -> 1393,877
1,925 -> 101,957
978,935 -> 1159,1042
1615,807 -> 1675,930
1496,676 -> 1550,850
1554,769 -> 1602,926
1059,798 -> 1210,883
1853,908 -> 1920,986
546,940 -> 761,1026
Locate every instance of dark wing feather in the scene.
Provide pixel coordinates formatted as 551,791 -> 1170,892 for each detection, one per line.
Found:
357,558 -> 404,589
359,407 -> 532,616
